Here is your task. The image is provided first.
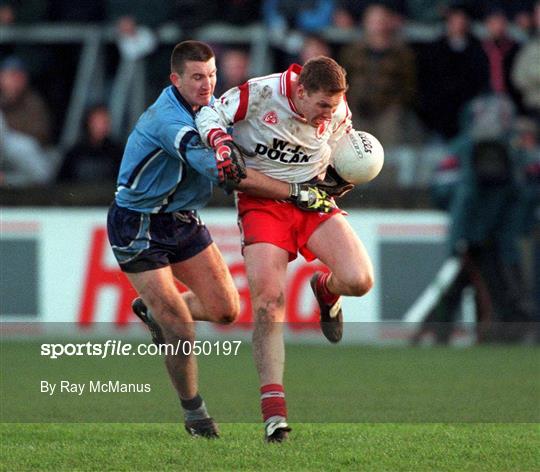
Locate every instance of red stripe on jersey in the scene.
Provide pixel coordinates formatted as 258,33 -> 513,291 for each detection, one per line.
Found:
282,64 -> 302,99
280,64 -> 303,116
233,82 -> 249,123
288,96 -> 300,115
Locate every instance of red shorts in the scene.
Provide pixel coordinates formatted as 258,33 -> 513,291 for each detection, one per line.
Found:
236,194 -> 345,262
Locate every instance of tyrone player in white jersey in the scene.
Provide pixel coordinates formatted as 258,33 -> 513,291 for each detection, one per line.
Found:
196,57 -> 374,442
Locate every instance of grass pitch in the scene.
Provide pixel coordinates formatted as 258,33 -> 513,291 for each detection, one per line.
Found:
1,341 -> 539,470
2,423 -> 539,471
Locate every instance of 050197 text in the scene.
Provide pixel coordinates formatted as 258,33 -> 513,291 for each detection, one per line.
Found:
40,340 -> 243,359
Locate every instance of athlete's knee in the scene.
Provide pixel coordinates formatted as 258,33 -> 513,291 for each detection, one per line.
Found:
208,294 -> 240,325
341,270 -> 374,297
252,290 -> 285,324
213,305 -> 239,325
354,273 -> 374,296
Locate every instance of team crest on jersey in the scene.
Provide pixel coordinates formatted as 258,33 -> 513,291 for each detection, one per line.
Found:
263,111 -> 279,125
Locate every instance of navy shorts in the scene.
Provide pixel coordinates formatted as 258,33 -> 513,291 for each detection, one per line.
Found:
107,202 -> 213,273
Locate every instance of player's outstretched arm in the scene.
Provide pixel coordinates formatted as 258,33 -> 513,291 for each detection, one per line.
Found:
236,168 -> 290,199
236,170 -> 335,213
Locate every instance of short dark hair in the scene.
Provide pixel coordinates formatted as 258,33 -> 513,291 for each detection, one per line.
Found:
170,40 -> 215,74
298,56 -> 348,95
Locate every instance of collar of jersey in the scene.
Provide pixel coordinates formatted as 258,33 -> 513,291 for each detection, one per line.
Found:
171,86 -> 196,118
280,63 -> 304,120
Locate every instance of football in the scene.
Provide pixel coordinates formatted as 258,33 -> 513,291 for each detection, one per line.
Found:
332,131 -> 384,184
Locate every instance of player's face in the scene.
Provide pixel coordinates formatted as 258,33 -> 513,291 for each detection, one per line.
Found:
297,87 -> 343,128
170,58 -> 217,110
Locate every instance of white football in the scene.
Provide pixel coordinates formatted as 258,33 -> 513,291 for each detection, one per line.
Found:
332,131 -> 384,184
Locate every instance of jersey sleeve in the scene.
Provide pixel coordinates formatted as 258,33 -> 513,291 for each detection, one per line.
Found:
161,122 -> 221,184
196,82 -> 250,147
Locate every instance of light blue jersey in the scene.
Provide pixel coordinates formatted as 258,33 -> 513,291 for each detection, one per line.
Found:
115,86 -> 220,213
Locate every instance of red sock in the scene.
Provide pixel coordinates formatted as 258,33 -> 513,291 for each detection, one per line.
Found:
260,384 -> 287,422
317,272 -> 340,305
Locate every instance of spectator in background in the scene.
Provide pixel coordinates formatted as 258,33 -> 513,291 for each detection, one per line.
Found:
1,1 -> 103,141
340,4 -> 420,147
0,111 -> 52,186
0,0 -> 48,24
264,0 -> 335,34
298,35 -> 332,63
333,0 -> 407,27
274,33 -> 333,71
106,0 -> 169,103
480,7 -> 522,109
333,0 -> 371,28
215,48 -> 250,96
57,105 -> 123,184
0,2 -> 14,24
264,0 -> 335,64
510,117 -> 540,241
414,94 -> 535,344
0,17 -> 56,182
115,15 -> 158,61
0,1 -> 53,79
416,3 -> 488,139
513,8 -> 535,39
105,0 -> 173,28
112,15 -> 160,106
0,56 -> 51,146
511,119 -> 540,326
512,1 -> 540,122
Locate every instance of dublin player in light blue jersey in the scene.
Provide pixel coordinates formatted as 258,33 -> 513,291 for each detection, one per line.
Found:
107,41 -> 333,438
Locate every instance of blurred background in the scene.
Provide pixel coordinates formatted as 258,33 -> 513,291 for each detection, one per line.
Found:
1,0 -> 539,344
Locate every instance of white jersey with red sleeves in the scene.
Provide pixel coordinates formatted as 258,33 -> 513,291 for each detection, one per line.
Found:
196,64 -> 352,183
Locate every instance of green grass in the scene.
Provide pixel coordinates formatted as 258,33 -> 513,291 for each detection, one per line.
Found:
1,341 -> 539,470
1,423 -> 539,471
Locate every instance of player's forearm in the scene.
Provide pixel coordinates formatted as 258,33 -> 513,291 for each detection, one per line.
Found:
196,106 -> 228,147
196,89 -> 239,147
236,168 -> 290,199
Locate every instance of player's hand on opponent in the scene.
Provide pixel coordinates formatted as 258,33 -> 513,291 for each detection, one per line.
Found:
315,166 -> 354,198
288,183 -> 336,213
211,132 -> 248,190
